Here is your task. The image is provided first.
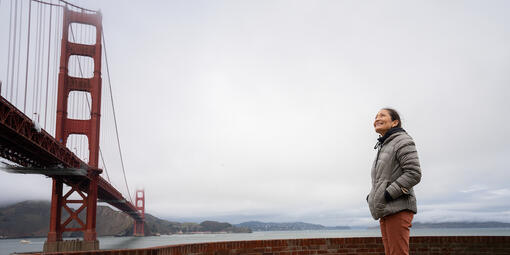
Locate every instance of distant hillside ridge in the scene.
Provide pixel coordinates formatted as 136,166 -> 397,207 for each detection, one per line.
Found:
235,221 -> 350,231
0,201 -> 250,238
412,221 -> 510,229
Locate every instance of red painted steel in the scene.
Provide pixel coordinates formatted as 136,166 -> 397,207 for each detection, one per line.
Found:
0,99 -> 144,235
0,5 -> 144,249
0,96 -> 83,168
49,7 -> 104,243
134,189 -> 145,236
55,9 -> 102,169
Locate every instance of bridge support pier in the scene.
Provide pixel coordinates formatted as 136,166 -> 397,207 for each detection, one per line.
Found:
43,239 -> 99,252
47,179 -> 63,243
44,171 -> 101,252
84,171 -> 99,242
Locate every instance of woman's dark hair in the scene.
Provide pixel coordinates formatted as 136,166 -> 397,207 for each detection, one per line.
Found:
382,108 -> 402,128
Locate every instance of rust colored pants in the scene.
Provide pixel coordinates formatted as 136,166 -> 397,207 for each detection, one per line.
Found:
379,210 -> 414,255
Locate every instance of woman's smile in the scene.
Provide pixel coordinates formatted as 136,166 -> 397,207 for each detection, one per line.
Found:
374,109 -> 396,136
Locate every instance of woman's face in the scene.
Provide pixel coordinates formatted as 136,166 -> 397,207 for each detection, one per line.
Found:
374,109 -> 398,136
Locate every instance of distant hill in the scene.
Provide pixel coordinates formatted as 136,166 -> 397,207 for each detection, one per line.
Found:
0,200 -> 51,238
236,221 -> 350,231
367,221 -> 510,229
412,221 -> 510,229
0,201 -> 251,238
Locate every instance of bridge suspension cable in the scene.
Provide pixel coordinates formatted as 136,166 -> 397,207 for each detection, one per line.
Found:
23,0 -> 31,112
102,30 -> 133,204
2,0 -> 133,202
1,0 -> 145,242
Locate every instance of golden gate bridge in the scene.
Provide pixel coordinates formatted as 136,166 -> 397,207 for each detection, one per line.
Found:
1,0 -> 145,252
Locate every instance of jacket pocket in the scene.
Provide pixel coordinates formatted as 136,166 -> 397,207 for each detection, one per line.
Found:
374,180 -> 389,213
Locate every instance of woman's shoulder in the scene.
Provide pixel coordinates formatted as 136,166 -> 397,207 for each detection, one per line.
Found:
392,131 -> 415,149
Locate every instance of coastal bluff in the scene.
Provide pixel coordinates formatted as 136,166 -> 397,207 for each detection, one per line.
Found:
0,201 -> 250,238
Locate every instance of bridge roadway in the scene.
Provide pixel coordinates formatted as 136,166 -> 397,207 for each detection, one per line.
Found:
0,95 -> 142,221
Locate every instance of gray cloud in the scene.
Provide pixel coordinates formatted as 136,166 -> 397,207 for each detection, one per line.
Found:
0,0 -> 509,226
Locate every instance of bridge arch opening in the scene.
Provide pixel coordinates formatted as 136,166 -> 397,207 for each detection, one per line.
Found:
68,55 -> 94,78
67,91 -> 92,120
68,23 -> 97,45
66,134 -> 89,163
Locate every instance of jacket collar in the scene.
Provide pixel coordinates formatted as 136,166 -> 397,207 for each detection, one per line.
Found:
374,127 -> 405,149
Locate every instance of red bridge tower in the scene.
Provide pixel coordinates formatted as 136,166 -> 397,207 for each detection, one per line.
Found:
45,7 -> 102,252
134,189 -> 145,236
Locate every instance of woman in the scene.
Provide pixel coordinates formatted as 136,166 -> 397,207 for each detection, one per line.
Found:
367,108 -> 421,255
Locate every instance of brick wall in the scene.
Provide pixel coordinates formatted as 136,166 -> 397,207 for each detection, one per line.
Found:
31,236 -> 510,255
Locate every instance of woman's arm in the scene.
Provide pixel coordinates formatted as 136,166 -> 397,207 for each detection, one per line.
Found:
385,136 -> 422,200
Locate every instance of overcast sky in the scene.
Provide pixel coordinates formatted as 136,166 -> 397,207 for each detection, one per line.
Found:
1,0 -> 509,227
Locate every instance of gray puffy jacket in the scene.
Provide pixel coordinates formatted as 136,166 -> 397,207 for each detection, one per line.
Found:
367,130 -> 421,220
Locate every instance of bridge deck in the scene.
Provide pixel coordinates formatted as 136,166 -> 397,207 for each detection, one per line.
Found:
0,96 -> 142,221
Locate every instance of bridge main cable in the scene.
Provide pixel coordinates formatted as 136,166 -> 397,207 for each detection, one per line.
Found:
102,30 -> 133,204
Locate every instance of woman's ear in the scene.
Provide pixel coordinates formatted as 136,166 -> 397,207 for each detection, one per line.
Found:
391,120 -> 399,128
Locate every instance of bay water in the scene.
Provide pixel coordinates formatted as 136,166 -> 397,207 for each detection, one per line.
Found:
2,228 -> 510,255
